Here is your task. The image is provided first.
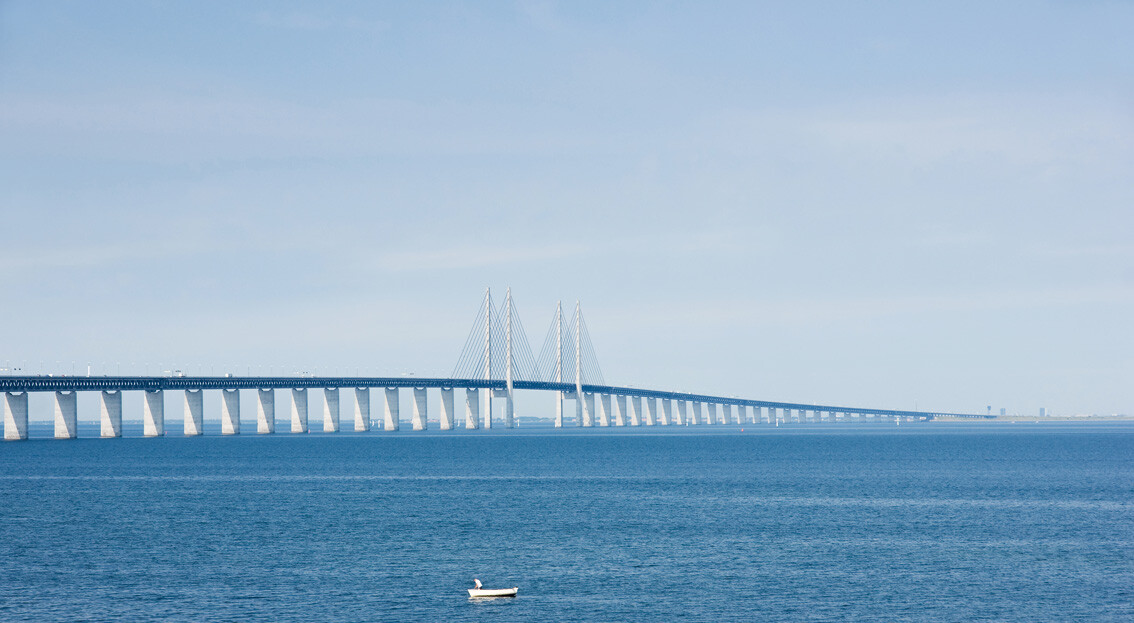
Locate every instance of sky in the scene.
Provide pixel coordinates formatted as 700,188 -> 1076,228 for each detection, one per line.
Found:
1,1 -> 1131,418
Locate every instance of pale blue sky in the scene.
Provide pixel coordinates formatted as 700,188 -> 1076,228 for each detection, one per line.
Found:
1,1 -> 1131,417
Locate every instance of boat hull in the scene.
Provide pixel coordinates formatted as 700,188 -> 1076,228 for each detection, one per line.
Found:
468,587 -> 518,598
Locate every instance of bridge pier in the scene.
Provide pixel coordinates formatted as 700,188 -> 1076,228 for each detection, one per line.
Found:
614,395 -> 627,426
324,388 -> 340,432
291,389 -> 308,433
4,392 -> 29,440
184,390 -> 203,436
768,407 -> 778,424
256,389 -> 274,434
143,390 -> 164,437
503,390 -> 514,428
554,391 -> 564,428
582,392 -> 596,427
465,389 -> 479,429
54,391 -> 78,439
383,388 -> 399,431
221,389 -> 240,435
675,400 -> 687,426
598,393 -> 612,426
355,388 -> 370,432
628,395 -> 641,426
644,397 -> 657,425
100,391 -> 122,438
660,399 -> 672,425
689,401 -> 701,425
412,388 -> 428,431
440,388 -> 454,430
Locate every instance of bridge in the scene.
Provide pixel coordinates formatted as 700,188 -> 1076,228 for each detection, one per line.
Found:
1,289 -> 989,440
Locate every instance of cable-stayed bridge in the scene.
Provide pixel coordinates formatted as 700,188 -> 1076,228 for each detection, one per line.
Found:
0,289 -> 989,440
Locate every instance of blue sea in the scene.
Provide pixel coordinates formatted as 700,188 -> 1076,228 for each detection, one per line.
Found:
1,423 -> 1131,622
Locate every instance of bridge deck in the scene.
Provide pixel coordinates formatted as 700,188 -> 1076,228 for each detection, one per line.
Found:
0,376 -> 989,420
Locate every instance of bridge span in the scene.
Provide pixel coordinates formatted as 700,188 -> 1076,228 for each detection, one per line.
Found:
1,288 -> 989,441
0,374 -> 987,441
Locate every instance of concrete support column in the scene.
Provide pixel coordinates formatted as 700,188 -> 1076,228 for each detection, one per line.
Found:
738,405 -> 749,425
55,391 -> 78,439
688,401 -> 700,425
440,388 -> 455,430
705,403 -> 717,425
143,390 -> 165,437
383,388 -> 399,431
582,392 -> 596,427
324,388 -> 340,433
54,391 -> 80,439
503,392 -> 514,429
4,392 -> 29,441
100,391 -> 122,438
628,395 -> 642,426
598,394 -> 612,427
644,397 -> 657,425
675,400 -> 687,426
184,390 -> 203,436
554,391 -> 564,428
464,389 -> 479,429
660,399 -> 672,426
614,395 -> 627,426
291,389 -> 308,433
354,388 -> 370,432
768,407 -> 778,424
221,389 -> 240,435
484,391 -> 493,429
412,388 -> 428,431
256,389 -> 275,434
574,392 -> 583,427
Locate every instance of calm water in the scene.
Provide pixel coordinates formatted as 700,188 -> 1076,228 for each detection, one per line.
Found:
1,424 -> 1131,622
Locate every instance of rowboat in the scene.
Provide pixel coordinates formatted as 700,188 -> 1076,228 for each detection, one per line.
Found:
468,587 -> 518,598
468,578 -> 517,598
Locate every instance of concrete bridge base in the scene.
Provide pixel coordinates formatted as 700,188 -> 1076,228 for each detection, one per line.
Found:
464,388 -> 479,429
257,389 -> 274,434
221,389 -> 240,435
354,388 -> 370,432
4,392 -> 29,440
184,390 -> 204,436
100,391 -> 122,438
324,388 -> 340,433
412,388 -> 427,431
291,388 -> 308,433
143,390 -> 164,437
384,388 -> 399,431
55,391 -> 77,439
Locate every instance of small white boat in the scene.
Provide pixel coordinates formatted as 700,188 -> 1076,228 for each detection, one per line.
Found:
468,578 -> 518,598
